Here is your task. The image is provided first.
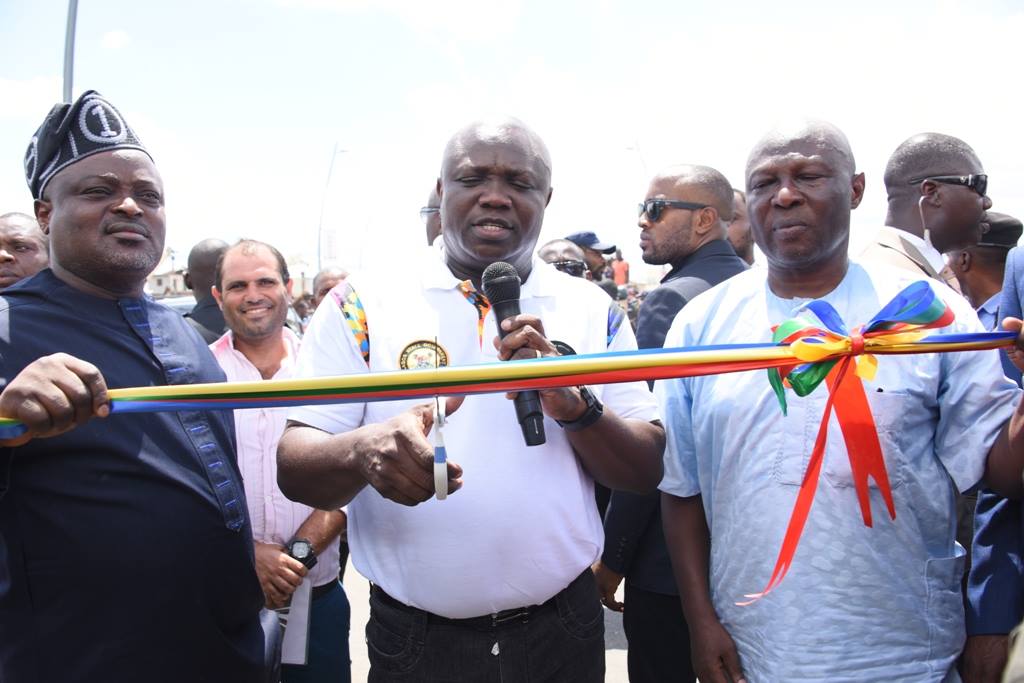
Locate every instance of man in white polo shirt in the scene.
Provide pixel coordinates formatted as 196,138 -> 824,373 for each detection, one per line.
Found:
278,118 -> 664,682
211,239 -> 350,683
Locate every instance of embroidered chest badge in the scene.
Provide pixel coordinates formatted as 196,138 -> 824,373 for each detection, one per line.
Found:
398,340 -> 450,370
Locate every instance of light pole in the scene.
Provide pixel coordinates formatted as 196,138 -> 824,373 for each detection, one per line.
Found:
62,0 -> 79,103
316,144 -> 347,271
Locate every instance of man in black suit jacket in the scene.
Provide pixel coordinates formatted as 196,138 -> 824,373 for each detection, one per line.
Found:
594,164 -> 747,683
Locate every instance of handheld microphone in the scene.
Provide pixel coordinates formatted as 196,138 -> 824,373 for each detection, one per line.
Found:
481,261 -> 546,447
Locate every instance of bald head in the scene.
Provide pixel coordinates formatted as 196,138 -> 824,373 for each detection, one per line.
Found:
437,117 -> 554,285
883,133 -> 984,201
538,238 -> 586,264
441,118 -> 552,186
652,165 -> 735,220
743,120 -> 865,293
185,238 -> 229,300
312,267 -> 349,307
746,120 -> 857,181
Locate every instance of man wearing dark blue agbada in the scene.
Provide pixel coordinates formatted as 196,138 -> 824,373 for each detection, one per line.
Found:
0,91 -> 265,682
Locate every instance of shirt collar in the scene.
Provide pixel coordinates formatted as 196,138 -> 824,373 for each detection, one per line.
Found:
893,228 -> 947,274
211,326 -> 301,374
420,242 -> 560,299
979,292 -> 1000,317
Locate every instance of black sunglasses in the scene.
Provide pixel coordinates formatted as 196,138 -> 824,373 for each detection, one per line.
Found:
638,199 -> 709,222
550,260 -> 587,277
908,174 -> 988,197
419,206 -> 440,223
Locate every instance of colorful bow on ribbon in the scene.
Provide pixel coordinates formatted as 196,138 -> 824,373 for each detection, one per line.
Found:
740,280 -> 974,605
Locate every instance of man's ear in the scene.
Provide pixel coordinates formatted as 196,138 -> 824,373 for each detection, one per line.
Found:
211,284 -> 224,310
34,198 -> 52,235
183,272 -> 193,290
850,172 -> 866,210
694,207 -> 718,235
285,278 -> 294,296
919,180 -> 942,206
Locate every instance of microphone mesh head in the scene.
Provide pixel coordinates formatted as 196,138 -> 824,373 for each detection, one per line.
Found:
481,261 -> 521,303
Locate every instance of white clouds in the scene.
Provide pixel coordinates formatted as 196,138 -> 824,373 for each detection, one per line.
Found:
100,30 -> 130,50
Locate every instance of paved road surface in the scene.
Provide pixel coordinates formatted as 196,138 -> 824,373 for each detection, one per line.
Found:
342,559 -> 630,681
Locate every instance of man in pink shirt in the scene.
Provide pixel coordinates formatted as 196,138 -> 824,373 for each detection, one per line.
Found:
211,239 -> 350,683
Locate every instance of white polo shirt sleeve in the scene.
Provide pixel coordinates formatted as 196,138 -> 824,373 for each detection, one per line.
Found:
655,312 -> 700,498
287,281 -> 369,434
600,301 -> 660,423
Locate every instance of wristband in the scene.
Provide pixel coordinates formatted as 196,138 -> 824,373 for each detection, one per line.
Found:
555,385 -> 604,432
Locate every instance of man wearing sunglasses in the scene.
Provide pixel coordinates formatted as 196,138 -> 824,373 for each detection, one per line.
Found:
537,238 -> 591,279
593,165 -> 746,683
861,132 -> 992,291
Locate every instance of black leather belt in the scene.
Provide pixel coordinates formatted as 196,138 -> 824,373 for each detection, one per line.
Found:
370,569 -> 591,629
312,580 -> 338,601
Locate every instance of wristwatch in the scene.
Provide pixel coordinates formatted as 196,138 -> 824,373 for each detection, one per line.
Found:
555,385 -> 604,432
287,538 -> 318,569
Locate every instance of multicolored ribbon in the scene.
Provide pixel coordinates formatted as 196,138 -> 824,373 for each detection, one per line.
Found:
0,290 -> 1011,449
0,283 -> 1017,595
741,280 -> 994,604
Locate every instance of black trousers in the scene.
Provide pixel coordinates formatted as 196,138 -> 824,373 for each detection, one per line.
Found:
622,583 -> 695,683
366,570 -> 604,683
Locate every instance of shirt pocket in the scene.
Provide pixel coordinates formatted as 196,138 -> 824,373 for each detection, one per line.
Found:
771,389 -> 907,491
823,390 -> 907,491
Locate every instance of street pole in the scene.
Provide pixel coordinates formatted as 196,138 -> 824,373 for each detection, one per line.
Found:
62,0 -> 79,103
316,144 -> 345,271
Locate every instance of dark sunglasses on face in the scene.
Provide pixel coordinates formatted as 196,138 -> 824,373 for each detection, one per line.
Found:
638,199 -> 709,222
550,260 -> 587,277
420,206 -> 440,223
908,174 -> 988,197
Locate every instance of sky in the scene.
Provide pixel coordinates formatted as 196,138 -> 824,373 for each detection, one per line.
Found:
1,0 -> 1022,285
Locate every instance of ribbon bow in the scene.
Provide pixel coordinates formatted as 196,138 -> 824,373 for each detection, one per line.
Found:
741,281 -> 960,605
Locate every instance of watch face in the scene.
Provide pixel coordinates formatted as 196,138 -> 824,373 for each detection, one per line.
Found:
291,541 -> 311,559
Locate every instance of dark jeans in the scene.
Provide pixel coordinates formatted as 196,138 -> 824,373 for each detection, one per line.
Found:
281,581 -> 351,683
622,583 -> 694,683
366,570 -> 604,683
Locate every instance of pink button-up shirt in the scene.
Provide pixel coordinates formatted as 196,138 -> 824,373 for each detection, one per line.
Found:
211,328 -> 340,587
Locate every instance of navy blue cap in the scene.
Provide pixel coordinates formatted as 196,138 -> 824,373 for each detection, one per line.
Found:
565,231 -> 615,254
25,90 -> 151,200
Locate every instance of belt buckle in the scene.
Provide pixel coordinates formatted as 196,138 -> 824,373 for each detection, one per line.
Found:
491,607 -> 531,626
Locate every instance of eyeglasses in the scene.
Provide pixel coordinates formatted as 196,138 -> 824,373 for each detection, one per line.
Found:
549,259 -> 587,277
908,174 -> 988,197
638,199 -> 708,222
420,206 -> 440,223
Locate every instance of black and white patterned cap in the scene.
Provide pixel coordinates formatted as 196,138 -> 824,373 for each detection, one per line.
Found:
24,90 -> 152,200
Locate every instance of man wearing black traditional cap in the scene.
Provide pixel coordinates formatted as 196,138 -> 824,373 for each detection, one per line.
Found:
0,91 -> 266,682
566,230 -> 616,280
955,212 -> 1024,683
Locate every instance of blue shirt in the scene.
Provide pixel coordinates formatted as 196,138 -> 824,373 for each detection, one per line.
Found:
657,261 -> 1019,682
0,270 -> 264,683
978,292 -> 1000,331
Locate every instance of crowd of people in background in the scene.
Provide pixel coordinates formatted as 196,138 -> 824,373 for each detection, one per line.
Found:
3,89 -> 1024,683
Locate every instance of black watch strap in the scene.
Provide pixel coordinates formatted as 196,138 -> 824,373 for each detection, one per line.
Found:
555,386 -> 604,432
